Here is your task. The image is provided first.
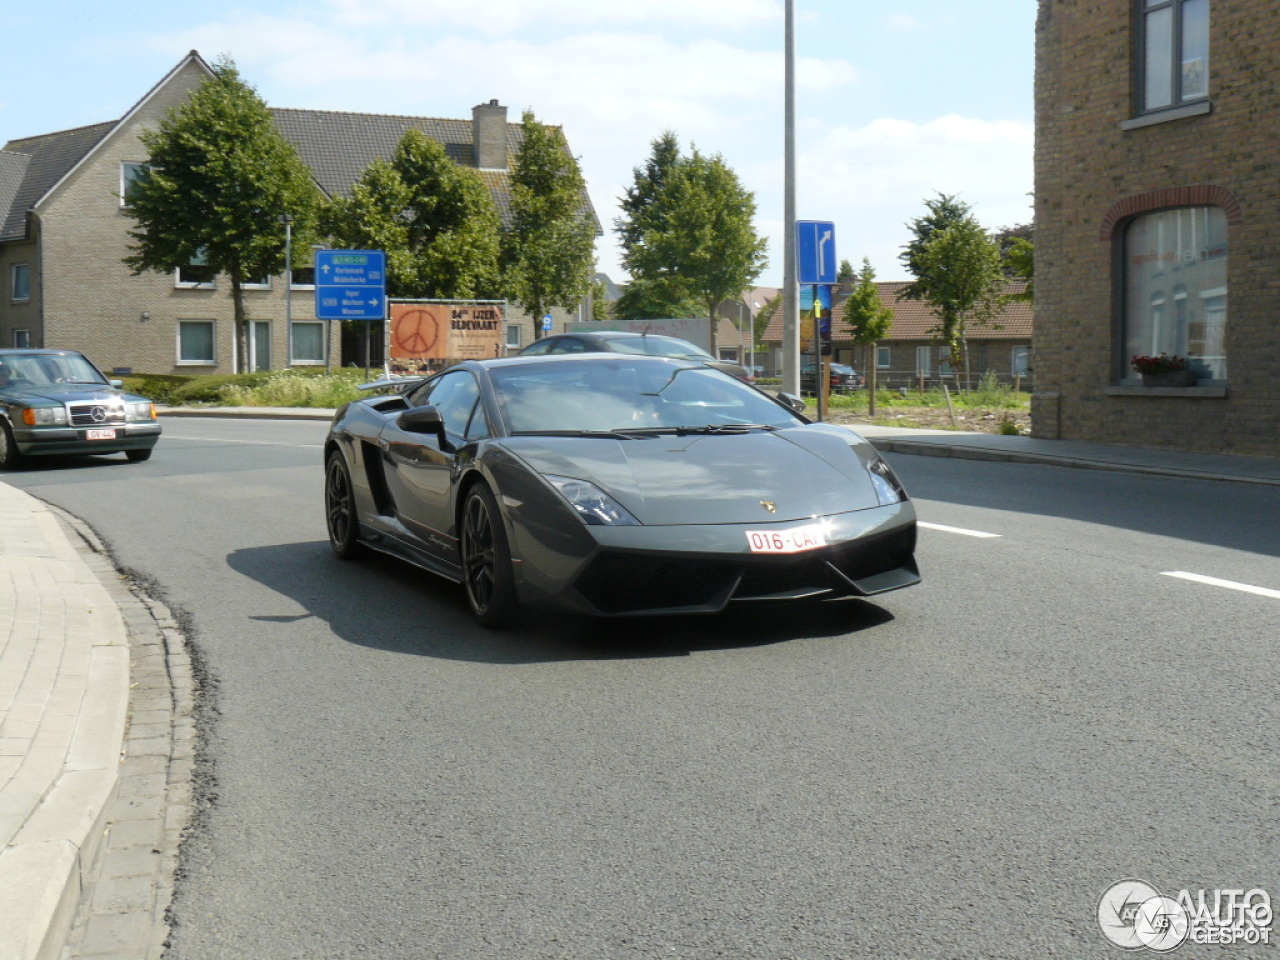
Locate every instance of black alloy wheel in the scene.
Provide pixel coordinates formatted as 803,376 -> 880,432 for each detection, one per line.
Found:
460,484 -> 518,629
325,451 -> 361,558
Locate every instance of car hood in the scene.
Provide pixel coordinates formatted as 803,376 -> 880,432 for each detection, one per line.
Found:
501,426 -> 883,524
1,384 -> 137,405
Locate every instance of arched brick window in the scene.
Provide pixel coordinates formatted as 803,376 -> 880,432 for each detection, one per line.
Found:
1102,187 -> 1238,383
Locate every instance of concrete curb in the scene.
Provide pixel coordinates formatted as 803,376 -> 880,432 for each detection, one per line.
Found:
0,486 -> 129,960
867,436 -> 1280,488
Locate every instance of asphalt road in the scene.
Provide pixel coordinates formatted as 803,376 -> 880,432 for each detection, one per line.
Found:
7,418 -> 1279,959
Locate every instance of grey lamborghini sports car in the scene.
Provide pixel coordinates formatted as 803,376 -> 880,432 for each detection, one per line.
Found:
323,354 -> 919,628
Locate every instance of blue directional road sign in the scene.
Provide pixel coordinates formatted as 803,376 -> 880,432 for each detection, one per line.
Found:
796,221 -> 837,285
314,250 -> 386,321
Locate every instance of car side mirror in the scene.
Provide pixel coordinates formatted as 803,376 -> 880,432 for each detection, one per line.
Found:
109,379 -> 124,387
397,404 -> 447,445
776,392 -> 807,415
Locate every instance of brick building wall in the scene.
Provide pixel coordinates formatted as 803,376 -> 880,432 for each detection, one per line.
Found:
1033,0 -> 1280,456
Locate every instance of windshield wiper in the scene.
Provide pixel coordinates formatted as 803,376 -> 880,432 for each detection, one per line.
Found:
509,429 -> 656,439
674,423 -> 779,435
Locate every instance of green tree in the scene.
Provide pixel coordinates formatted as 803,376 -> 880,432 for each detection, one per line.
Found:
621,145 -> 768,351
503,110 -> 596,334
911,214 -> 1006,380
322,130 -> 502,300
615,131 -> 682,259
124,57 -> 320,371
898,192 -> 973,296
613,276 -> 703,321
841,258 -> 894,415
836,258 -> 857,286
1004,235 -> 1034,302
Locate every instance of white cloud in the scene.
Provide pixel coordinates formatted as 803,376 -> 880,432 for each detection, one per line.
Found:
324,0 -> 782,34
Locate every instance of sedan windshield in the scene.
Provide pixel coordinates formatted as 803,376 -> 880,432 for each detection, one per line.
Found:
604,336 -> 714,361
491,358 -> 801,435
0,352 -> 107,388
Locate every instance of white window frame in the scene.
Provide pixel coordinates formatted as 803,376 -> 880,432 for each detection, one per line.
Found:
915,346 -> 932,376
175,247 -> 216,289
290,321 -> 326,365
120,162 -> 150,206
13,330 -> 32,348
1012,345 -> 1030,377
177,319 -> 217,365
506,324 -> 522,352
10,263 -> 30,302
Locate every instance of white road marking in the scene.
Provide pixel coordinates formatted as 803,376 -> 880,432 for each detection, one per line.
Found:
917,521 -> 1002,539
1161,571 -> 1280,601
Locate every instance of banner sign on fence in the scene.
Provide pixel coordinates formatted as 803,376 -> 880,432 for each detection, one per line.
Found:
388,301 -> 505,374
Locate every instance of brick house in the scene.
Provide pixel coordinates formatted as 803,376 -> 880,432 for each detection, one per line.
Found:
759,281 -> 1034,389
0,51 -> 597,375
1033,0 -> 1279,456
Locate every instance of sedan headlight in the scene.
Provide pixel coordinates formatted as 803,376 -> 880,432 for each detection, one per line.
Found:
545,475 -> 640,526
126,401 -> 157,421
21,406 -> 68,426
867,455 -> 908,506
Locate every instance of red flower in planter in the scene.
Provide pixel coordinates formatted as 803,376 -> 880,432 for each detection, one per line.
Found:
1131,353 -> 1189,375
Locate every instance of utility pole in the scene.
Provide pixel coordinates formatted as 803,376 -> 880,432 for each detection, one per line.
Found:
782,0 -> 800,396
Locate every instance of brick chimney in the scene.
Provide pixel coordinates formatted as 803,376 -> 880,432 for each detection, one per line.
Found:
472,99 -> 508,171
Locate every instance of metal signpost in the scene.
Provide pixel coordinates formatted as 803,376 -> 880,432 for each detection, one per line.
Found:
795,221 -> 836,421
315,250 -> 386,378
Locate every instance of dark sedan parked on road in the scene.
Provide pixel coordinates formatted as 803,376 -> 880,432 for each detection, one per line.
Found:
519,330 -> 754,382
801,362 -> 865,393
0,349 -> 161,469
324,354 -> 919,627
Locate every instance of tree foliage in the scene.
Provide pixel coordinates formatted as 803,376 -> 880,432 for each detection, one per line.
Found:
616,136 -> 768,349
911,212 -> 1006,372
322,130 -> 502,300
503,110 -> 596,330
841,258 -> 893,414
124,57 -> 321,369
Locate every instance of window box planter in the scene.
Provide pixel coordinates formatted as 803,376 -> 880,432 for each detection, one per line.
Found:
1141,370 -> 1197,387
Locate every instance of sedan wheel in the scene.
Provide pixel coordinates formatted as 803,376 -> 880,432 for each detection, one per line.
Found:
0,420 -> 23,470
325,451 -> 361,559
460,484 -> 518,628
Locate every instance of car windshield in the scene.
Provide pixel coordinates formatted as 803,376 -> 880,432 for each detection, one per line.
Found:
604,336 -> 714,361
0,352 -> 107,388
490,357 -> 801,435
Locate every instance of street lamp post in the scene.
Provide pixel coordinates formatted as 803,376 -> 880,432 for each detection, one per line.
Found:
280,214 -> 293,369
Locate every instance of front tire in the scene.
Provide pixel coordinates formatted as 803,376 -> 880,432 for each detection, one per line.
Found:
460,484 -> 519,629
0,420 -> 23,470
125,448 -> 152,463
325,451 -> 362,559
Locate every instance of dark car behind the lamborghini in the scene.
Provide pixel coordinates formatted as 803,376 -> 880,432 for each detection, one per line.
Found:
324,354 -> 918,627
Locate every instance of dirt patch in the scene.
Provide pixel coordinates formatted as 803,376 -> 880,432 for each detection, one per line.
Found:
821,405 -> 1032,435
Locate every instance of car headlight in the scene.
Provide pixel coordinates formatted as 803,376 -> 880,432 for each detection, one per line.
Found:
545,475 -> 640,526
126,401 -> 156,421
21,406 -> 68,426
867,455 -> 908,505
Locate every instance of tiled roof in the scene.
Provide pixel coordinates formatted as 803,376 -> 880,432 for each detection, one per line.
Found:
0,123 -> 114,240
0,101 -> 598,242
760,280 -> 1032,342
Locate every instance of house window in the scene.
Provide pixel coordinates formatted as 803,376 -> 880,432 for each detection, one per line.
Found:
1122,205 -> 1227,381
13,330 -> 32,348
291,266 -> 316,288
1012,346 -> 1030,377
121,162 -> 150,205
291,321 -> 325,364
1142,0 -> 1209,112
876,346 -> 891,369
178,320 -> 216,364
177,249 -> 215,288
915,346 -> 931,376
506,324 -> 522,352
10,263 -> 30,301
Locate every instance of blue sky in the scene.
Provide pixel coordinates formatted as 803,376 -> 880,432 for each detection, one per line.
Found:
3,0 -> 1035,287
